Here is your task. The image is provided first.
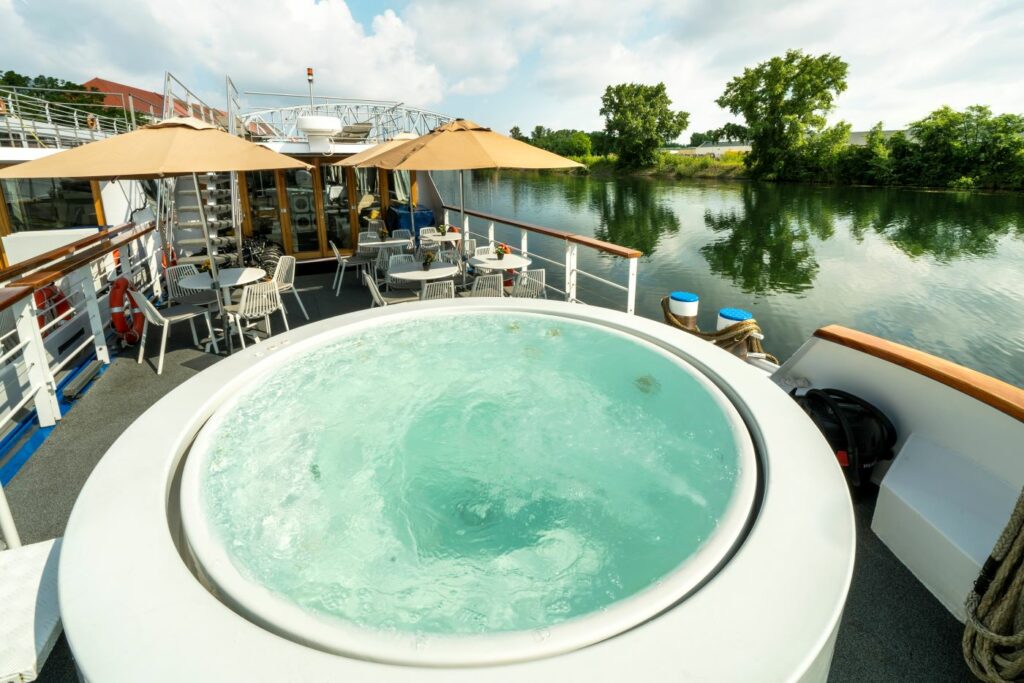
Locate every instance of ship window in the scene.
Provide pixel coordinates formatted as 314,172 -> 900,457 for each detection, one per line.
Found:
2,178 -> 98,232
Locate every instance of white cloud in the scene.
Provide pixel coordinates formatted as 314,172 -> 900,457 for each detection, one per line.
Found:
2,0 -> 1022,139
0,0 -> 443,108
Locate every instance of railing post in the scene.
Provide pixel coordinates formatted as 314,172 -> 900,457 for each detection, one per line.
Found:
13,296 -> 60,427
487,221 -> 495,247
443,209 -> 449,226
0,477 -> 22,548
519,228 -> 528,259
76,265 -> 111,364
462,213 -> 469,237
564,241 -> 578,303
626,257 -> 638,315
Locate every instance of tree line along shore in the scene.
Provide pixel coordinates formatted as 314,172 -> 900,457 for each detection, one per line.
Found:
511,50 -> 1024,191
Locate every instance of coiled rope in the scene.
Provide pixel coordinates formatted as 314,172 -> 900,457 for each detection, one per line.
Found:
964,488 -> 1024,682
660,297 -> 779,364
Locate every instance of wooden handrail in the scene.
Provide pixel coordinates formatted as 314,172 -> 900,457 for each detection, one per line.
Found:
0,223 -> 140,284
443,204 -> 642,259
0,286 -> 32,314
9,224 -> 156,291
814,325 -> 1024,423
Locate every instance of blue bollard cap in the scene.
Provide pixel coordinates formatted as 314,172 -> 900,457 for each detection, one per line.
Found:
670,291 -> 699,303
719,307 -> 753,322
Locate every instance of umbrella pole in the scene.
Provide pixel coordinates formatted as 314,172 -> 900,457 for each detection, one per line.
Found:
193,172 -> 232,355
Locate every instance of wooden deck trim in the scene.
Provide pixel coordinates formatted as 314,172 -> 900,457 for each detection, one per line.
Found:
0,285 -> 32,313
814,325 -> 1024,423
6,223 -> 156,290
0,223 -> 138,284
442,204 -> 642,258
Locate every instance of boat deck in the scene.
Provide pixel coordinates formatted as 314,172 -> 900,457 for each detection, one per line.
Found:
4,264 -> 969,682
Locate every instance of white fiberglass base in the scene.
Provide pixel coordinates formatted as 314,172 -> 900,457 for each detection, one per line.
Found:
59,299 -> 855,682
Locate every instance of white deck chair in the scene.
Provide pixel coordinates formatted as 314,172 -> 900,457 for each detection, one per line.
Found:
386,254 -> 418,290
225,280 -> 288,349
272,255 -> 309,320
330,241 -> 371,296
374,246 -> 406,286
510,268 -> 546,299
165,263 -> 216,306
135,293 -> 218,375
357,231 -> 380,259
392,229 -> 413,241
367,218 -> 385,235
364,271 -> 417,307
0,539 -> 62,683
474,245 -> 494,257
463,273 -> 503,297
420,280 -> 455,301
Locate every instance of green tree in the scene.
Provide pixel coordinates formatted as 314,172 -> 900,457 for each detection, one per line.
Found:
599,82 -> 689,167
907,105 -> 1024,188
690,131 -> 711,146
509,125 -> 526,141
716,50 -> 849,180
589,130 -> 612,156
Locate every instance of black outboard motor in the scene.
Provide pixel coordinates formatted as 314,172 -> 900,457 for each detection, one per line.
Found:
790,388 -> 897,487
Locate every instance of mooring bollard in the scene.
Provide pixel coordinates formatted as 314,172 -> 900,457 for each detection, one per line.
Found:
668,291 -> 700,330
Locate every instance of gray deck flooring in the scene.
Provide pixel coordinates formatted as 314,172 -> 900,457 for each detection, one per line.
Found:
4,265 -> 971,682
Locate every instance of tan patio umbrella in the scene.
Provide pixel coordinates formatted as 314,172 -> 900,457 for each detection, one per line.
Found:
367,119 -> 582,243
0,117 -> 310,353
333,138 -> 414,168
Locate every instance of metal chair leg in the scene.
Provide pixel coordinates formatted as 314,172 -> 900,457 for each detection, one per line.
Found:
291,288 -> 309,320
137,320 -> 148,364
157,325 -> 169,375
203,312 -> 219,354
188,318 -> 199,347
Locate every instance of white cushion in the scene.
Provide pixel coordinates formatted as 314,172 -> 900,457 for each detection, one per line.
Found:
0,539 -> 62,683
873,434 -> 1016,620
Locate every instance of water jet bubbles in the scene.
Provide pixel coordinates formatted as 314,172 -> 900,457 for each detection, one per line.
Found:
532,627 -> 552,642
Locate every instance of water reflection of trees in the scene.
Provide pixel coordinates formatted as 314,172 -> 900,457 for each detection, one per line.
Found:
846,189 -> 1022,261
701,184 -> 835,294
587,179 -> 680,255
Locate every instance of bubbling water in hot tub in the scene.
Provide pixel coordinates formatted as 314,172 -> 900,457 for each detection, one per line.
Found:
196,312 -> 746,636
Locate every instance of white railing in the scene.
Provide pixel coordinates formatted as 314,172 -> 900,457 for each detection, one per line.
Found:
442,205 -> 641,314
241,98 -> 453,143
0,87 -> 132,149
0,224 -> 160,548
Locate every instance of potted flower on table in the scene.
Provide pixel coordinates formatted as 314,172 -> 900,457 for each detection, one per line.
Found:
422,251 -> 436,270
495,243 -> 511,260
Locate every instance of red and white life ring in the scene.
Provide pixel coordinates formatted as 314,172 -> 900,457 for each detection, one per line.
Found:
109,277 -> 144,345
33,285 -> 71,334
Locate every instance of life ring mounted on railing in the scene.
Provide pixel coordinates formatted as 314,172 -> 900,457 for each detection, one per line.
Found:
33,285 -> 71,336
109,277 -> 144,345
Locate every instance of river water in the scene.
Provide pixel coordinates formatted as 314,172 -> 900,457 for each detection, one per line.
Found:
434,172 -> 1024,387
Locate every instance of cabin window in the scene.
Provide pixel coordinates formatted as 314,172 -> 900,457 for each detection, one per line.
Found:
353,168 -> 380,228
244,171 -> 284,249
1,178 -> 98,232
320,164 -> 351,250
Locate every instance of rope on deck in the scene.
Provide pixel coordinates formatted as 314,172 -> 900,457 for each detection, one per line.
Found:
965,487 -> 1024,681
659,297 -> 779,364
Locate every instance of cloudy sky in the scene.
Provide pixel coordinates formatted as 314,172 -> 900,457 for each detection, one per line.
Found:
2,0 -> 1022,140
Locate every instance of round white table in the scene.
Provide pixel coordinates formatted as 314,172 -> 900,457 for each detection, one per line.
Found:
358,239 -> 413,250
387,261 -> 459,284
178,267 -> 266,293
423,233 -> 462,244
469,253 -> 532,271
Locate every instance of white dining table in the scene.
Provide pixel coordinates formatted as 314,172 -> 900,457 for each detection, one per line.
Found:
388,261 -> 459,289
178,267 -> 266,294
423,233 -> 462,244
469,253 -> 532,271
358,239 -> 413,250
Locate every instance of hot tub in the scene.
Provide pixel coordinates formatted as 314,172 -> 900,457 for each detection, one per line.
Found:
60,299 -> 855,682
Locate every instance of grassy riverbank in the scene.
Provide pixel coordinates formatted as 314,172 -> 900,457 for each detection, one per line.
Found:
570,152 -> 748,180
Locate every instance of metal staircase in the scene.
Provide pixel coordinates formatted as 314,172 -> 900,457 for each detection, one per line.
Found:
170,173 -> 237,268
